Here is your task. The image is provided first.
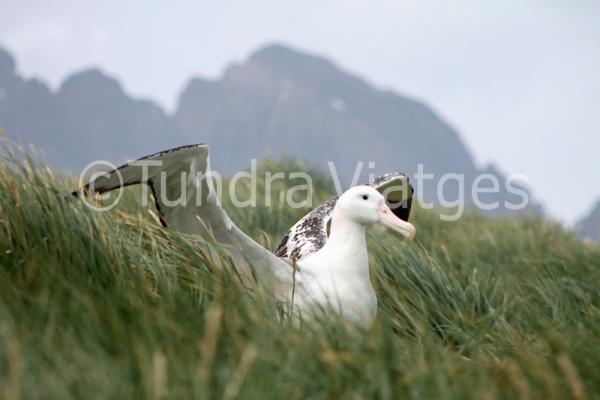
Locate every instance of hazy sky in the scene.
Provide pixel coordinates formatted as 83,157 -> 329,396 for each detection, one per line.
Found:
2,0 -> 599,224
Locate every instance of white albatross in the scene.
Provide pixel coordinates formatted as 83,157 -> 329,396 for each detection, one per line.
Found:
74,144 -> 416,328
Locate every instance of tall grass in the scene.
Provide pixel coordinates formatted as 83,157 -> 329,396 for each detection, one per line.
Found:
0,150 -> 599,399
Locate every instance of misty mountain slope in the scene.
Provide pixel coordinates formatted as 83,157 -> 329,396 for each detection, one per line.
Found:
175,44 -> 537,213
0,43 -> 537,214
54,70 -> 182,169
0,49 -> 182,171
577,201 -> 600,241
0,48 -> 57,156
176,44 -> 478,183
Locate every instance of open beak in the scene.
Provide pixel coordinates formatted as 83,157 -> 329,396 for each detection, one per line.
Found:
378,202 -> 416,240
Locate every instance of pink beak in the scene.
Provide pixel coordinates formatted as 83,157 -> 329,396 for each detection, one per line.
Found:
378,202 -> 416,240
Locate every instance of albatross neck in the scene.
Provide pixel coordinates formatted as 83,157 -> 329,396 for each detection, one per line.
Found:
322,210 -> 368,260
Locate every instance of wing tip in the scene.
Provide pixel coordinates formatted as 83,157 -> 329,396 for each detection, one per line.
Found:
136,143 -> 208,162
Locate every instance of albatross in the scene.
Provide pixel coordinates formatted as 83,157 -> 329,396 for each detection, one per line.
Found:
74,144 -> 416,328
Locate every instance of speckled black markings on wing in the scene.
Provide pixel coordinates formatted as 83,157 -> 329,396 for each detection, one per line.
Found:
274,197 -> 337,259
274,172 -> 413,260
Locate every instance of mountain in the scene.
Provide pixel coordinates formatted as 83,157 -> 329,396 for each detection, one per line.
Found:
175,44 -> 538,213
0,47 -> 183,171
576,201 -> 600,241
176,45 -> 478,184
0,43 -> 538,215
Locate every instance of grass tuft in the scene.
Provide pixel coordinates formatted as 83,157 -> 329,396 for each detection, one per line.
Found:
1,149 -> 599,399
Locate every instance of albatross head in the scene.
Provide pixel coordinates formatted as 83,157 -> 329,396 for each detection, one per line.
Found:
335,186 -> 416,240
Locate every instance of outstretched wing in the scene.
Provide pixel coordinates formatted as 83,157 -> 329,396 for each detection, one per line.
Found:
274,173 -> 413,260
74,144 -> 412,271
73,144 -> 292,286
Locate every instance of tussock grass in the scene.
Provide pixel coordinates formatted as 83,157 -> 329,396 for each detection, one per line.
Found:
0,152 -> 599,399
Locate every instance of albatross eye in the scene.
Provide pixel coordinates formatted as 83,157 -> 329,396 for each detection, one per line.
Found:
362,194 -> 369,200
